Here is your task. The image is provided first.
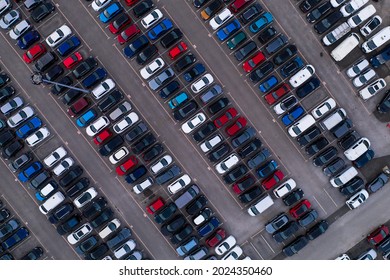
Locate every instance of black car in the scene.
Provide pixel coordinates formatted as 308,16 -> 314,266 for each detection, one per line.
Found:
85,244 -> 109,260
296,77 -> 321,98
193,0 -> 210,8
143,144 -> 164,162
273,221 -> 300,243
257,26 -> 277,44
136,45 -> 158,65
91,208 -> 114,228
305,137 -> 328,155
132,133 -> 156,154
208,143 -> 230,162
183,63 -> 205,82
193,122 -> 216,142
0,130 -> 15,148
265,34 -> 288,55
161,215 -> 185,236
283,188 -> 304,206
125,165 -> 147,184
354,149 -> 375,169
173,101 -> 198,121
125,122 -> 148,143
21,247 -> 44,260
170,224 -> 193,244
239,186 -> 262,203
159,80 -> 180,99
314,11 -> 342,34
99,135 -> 124,156
123,35 -> 149,58
106,228 -> 132,249
331,118 -> 353,139
208,97 -> 230,115
133,0 -> 154,18
0,86 -> 15,103
155,165 -> 181,185
44,65 -> 64,81
283,235 -> 309,256
238,138 -> 262,158
306,220 -> 329,240
72,57 -> 97,79
297,126 -> 321,146
59,166 -> 83,187
0,208 -> 10,224
2,140 -> 23,159
75,236 -> 98,255
223,164 -> 248,184
51,76 -> 72,95
313,146 -> 337,167
186,195 -> 207,215
234,41 -> 257,61
339,177 -> 364,196
377,90 -> 390,113
280,57 -> 303,77
24,0 -> 44,10
31,2 -> 55,22
323,157 -> 345,176
240,3 -> 263,24
306,1 -> 333,23
34,52 -> 57,72
82,197 -> 107,218
62,89 -> 82,105
56,214 -> 82,235
273,45 -> 298,66
154,203 -> 178,224
66,177 -> 90,197
82,68 -> 107,88
337,130 -> 360,150
160,29 -> 183,49
247,148 -> 270,169
97,90 -> 123,112
232,176 -> 255,194
300,0 -> 322,13
174,53 -> 196,72
231,127 -> 256,148
249,61 -> 274,83
0,74 -> 10,88
298,209 -> 318,228
48,203 -> 74,224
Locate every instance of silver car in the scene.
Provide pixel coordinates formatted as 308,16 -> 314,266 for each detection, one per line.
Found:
148,68 -> 174,91
0,10 -> 19,29
0,96 -> 23,115
7,106 -> 34,128
109,101 -> 132,121
9,19 -> 31,40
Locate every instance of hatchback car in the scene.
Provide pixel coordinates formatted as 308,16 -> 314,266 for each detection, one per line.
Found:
249,12 -> 273,33
289,199 -> 311,219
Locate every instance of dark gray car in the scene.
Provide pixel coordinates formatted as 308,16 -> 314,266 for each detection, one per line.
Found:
148,68 -> 174,90
265,213 -> 289,234
265,34 -> 288,55
107,228 -> 132,249
155,165 -> 181,185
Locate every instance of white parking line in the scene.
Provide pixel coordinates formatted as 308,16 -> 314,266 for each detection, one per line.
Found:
260,233 -> 276,254
323,187 -> 339,207
312,195 -> 328,215
249,241 -> 264,260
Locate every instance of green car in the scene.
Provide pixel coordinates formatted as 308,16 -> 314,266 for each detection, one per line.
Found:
226,31 -> 247,50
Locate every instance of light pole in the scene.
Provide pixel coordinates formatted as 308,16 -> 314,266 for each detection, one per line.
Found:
30,72 -> 90,93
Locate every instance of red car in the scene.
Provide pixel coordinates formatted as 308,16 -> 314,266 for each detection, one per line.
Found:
229,0 -> 253,13
23,43 -> 46,64
206,228 -> 226,247
262,170 -> 284,190
63,52 -> 82,69
146,197 -> 165,214
242,51 -> 265,72
264,83 -> 291,105
168,41 -> 188,60
226,117 -> 247,136
67,97 -> 89,117
109,14 -> 132,34
117,24 -> 140,45
93,129 -> 112,145
289,199 -> 311,219
124,0 -> 140,5
213,108 -> 238,128
116,156 -> 138,176
367,225 -> 389,246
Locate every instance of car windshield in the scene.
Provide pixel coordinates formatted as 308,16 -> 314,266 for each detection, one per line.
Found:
311,10 -> 321,19
345,5 -> 354,13
366,41 -> 377,50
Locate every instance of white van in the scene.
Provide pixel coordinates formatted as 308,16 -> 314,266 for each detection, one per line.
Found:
288,114 -> 316,138
289,65 -> 315,88
347,5 -> 376,28
330,166 -> 358,187
322,22 -> 351,46
331,33 -> 360,61
361,26 -> 390,53
39,191 -> 65,214
248,194 -> 274,216
320,108 -> 347,130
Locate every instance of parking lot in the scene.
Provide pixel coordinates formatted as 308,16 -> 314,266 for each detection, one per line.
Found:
0,0 -> 389,260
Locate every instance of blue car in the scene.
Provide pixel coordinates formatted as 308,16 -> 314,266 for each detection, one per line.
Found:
123,35 -> 149,58
99,3 -> 123,23
282,106 -> 304,126
15,116 -> 42,139
198,217 -> 220,237
257,160 -> 278,178
216,19 -> 241,41
18,162 -> 42,183
354,149 -> 375,168
81,68 -> 107,88
1,227 -> 29,250
125,166 -> 147,184
280,57 -> 304,78
56,36 -> 81,57
259,75 -> 278,93
147,19 -> 173,40
168,92 -> 188,109
17,30 -> 40,50
76,109 -> 97,127
183,63 -> 205,82
176,237 -> 199,256
249,12 -> 273,34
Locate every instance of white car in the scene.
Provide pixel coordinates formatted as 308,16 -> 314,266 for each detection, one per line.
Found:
215,235 -> 236,256
86,116 -> 110,137
200,134 -> 222,153
347,4 -> 376,28
335,253 -> 351,260
26,127 -> 50,147
344,137 -> 370,160
273,96 -> 297,115
215,153 -> 239,174
311,98 -> 336,119
359,78 -> 386,100
109,101 -> 132,121
141,9 -> 163,29
191,74 -> 214,94
91,79 -> 115,99
209,8 -> 232,30
74,187 -> 98,208
346,58 -> 369,78
0,0 -> 11,15
114,239 -> 136,259
352,68 -> 375,87
98,218 -> 120,239
346,189 -> 369,209
150,155 -> 172,174
360,15 -> 382,37
288,115 -> 316,137
357,248 -> 377,260
92,0 -> 111,11
222,245 -> 243,260
113,112 -> 139,134
330,0 -> 347,7
53,157 -> 74,176
340,0 -> 368,17
361,26 -> 390,53
322,22 -> 351,46
46,24 -> 72,47
44,146 -> 67,168
289,65 -> 315,88
67,223 -> 93,245
273,178 -> 297,198
181,113 -> 206,134
9,19 -> 30,39
109,146 -> 129,164
140,57 -> 165,80
7,106 -> 34,128
167,174 -> 191,194
133,177 -> 154,194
